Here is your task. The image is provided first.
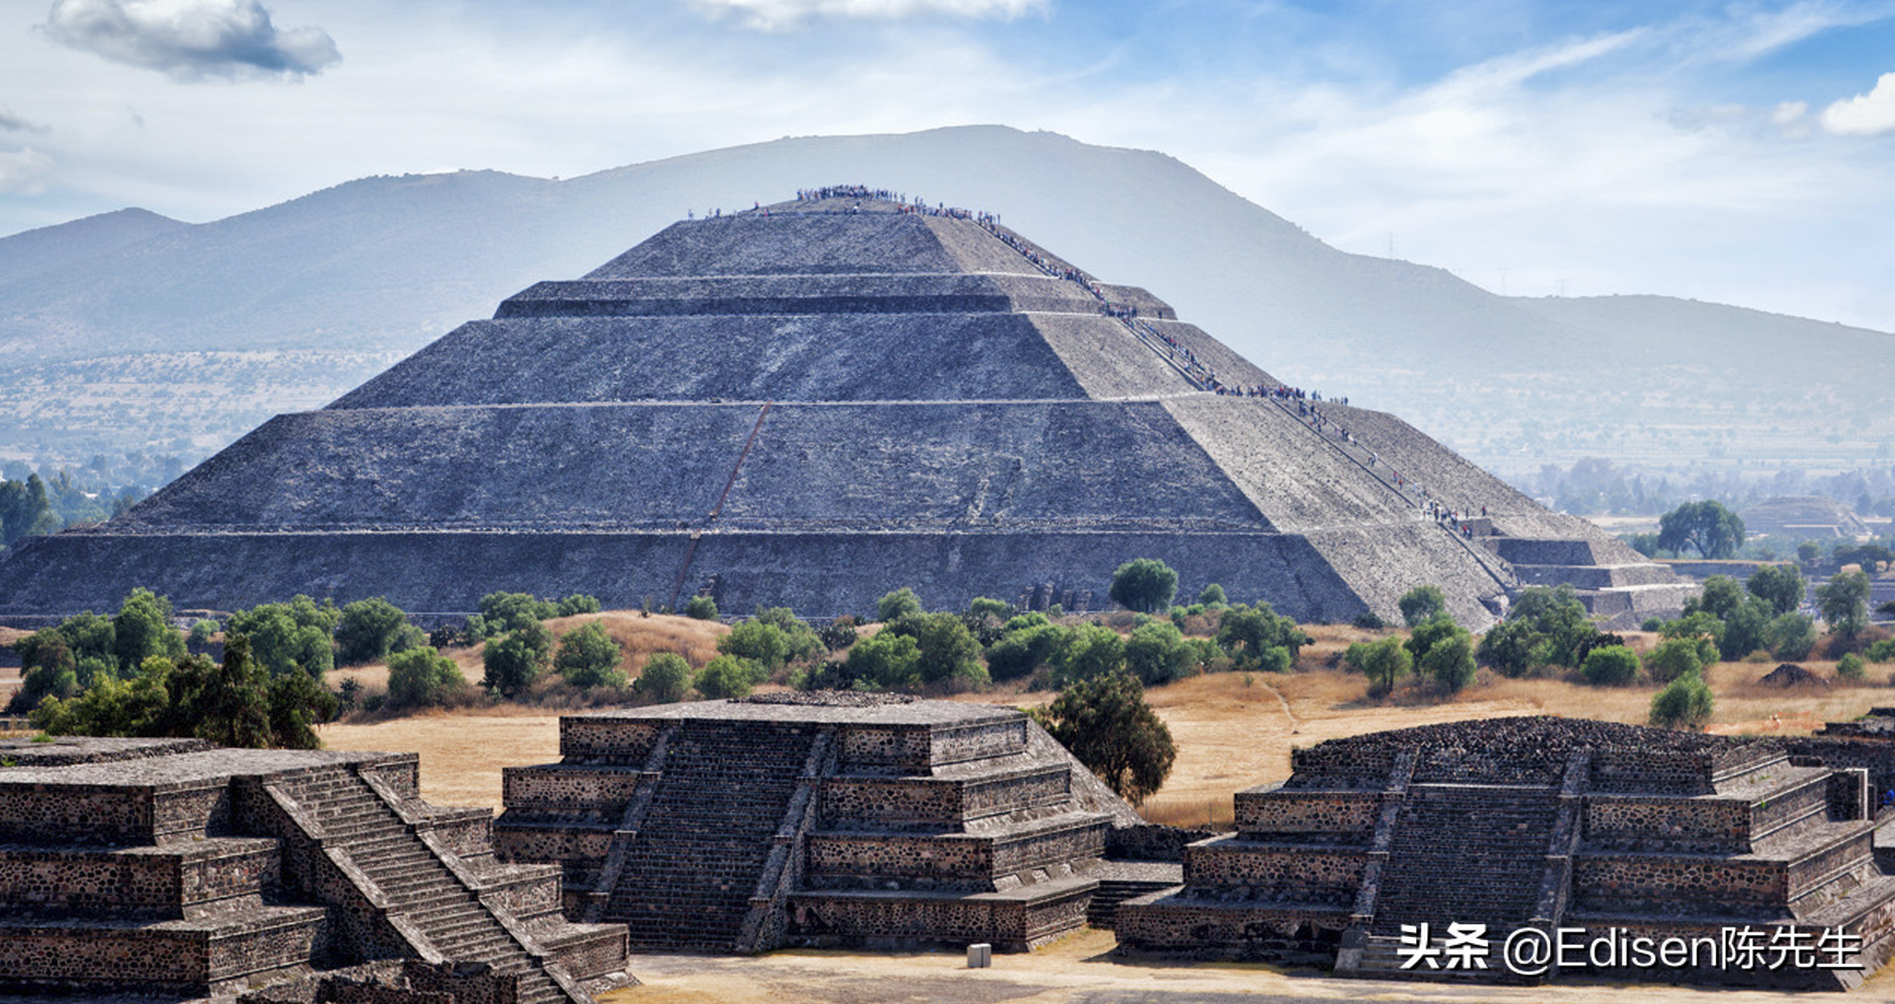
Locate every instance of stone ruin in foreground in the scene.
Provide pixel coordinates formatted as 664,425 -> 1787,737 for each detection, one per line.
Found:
1117,716 -> 1895,990
0,192 -> 1691,629
494,693 -> 1166,953
0,737 -> 630,1003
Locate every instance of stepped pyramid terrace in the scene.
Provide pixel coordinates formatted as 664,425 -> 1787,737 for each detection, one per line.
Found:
493,692 -> 1160,953
1115,716 -> 1895,990
0,188 -> 1691,627
0,735 -> 630,1002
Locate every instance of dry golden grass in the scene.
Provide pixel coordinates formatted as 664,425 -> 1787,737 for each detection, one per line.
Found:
320,709 -> 563,810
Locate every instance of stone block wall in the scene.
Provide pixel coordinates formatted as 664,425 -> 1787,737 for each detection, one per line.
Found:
1235,789 -> 1380,844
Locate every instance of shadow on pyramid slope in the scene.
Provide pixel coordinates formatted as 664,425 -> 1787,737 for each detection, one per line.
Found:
0,192 -> 1693,627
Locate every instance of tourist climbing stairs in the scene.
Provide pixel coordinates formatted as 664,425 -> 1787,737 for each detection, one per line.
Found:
280,769 -> 583,1004
602,719 -> 820,951
1369,785 -> 1560,938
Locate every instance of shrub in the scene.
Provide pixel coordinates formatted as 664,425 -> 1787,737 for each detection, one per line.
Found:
1506,586 -> 1597,668
1818,570 -> 1872,643
1123,622 -> 1196,685
1644,637 -> 1703,684
554,622 -> 626,688
112,588 -> 185,672
1397,585 -> 1447,627
1109,558 -> 1178,614
633,653 -> 693,703
818,616 -> 859,652
694,655 -> 766,699
1837,652 -> 1867,682
986,623 -> 1066,682
716,619 -> 793,671
1352,611 -> 1387,630
885,612 -> 987,690
1049,624 -> 1127,687
1196,584 -> 1227,608
1767,613 -> 1818,661
1581,645 -> 1640,686
335,597 -> 411,666
473,592 -> 556,638
752,607 -> 824,664
1865,639 -> 1895,664
227,596 -> 340,678
481,621 -> 552,697
386,646 -> 466,709
1477,618 -> 1542,678
1035,672 -> 1175,805
1718,596 -> 1772,662
683,595 -> 719,620
1347,636 -> 1412,697
1416,625 -> 1476,692
1640,617 -> 1664,633
186,618 -> 219,647
875,587 -> 923,622
1746,564 -> 1806,617
1215,602 -> 1307,669
843,631 -> 922,690
555,594 -> 601,617
967,597 -> 1013,621
1650,671 -> 1714,730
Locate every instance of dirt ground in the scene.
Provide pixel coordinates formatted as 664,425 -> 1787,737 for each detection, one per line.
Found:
596,927 -> 1894,1004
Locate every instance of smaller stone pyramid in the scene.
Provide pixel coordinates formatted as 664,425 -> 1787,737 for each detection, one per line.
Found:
495,692 -> 1143,952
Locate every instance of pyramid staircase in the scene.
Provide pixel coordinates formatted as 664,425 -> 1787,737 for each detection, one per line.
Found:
267,767 -> 601,1004
599,719 -> 821,951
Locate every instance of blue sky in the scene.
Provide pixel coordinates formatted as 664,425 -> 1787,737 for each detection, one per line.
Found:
3,0 -> 1894,328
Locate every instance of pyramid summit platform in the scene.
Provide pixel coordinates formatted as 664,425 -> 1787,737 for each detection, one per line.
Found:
0,189 -> 1690,624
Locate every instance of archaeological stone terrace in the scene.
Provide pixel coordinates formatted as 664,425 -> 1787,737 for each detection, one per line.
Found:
0,735 -> 630,1002
492,692 -> 1162,953
1115,715 -> 1895,990
0,189 -> 1691,627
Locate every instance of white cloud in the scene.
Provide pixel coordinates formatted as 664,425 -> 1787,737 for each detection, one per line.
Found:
1821,71 -> 1895,134
41,0 -> 340,80
683,0 -> 1046,30
0,148 -> 55,194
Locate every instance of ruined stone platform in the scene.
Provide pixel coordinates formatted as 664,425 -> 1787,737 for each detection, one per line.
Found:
0,192 -> 1688,628
1115,716 -> 1895,990
495,692 -> 1143,953
0,738 -> 631,1003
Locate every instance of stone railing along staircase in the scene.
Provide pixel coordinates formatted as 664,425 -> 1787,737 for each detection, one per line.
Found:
263,766 -> 601,1004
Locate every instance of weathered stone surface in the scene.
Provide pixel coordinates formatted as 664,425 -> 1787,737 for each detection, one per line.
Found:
0,194 -> 1687,626
1118,715 -> 1895,989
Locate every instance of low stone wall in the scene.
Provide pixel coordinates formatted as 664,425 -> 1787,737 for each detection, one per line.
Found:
1103,823 -> 1213,863
502,765 -> 644,811
1236,790 -> 1380,843
1584,797 -> 1753,853
1181,837 -> 1367,905
1114,893 -> 1349,961
0,838 -> 278,918
787,882 -> 1092,951
558,719 -> 660,764
819,767 -> 1070,829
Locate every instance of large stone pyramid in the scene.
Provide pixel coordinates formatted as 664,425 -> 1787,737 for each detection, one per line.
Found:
0,191 -> 1690,625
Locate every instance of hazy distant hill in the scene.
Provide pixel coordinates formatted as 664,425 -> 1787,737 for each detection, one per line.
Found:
1,125 -> 1889,477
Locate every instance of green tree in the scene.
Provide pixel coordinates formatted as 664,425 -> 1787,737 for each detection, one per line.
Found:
1649,671 -> 1714,730
885,611 -> 987,689
334,597 -> 411,666
1049,624 -> 1127,686
112,588 -> 185,672
717,619 -> 791,671
1817,570 -> 1871,643
0,473 -> 56,547
266,670 -> 339,749
1718,597 -> 1772,661
1659,611 -> 1723,666
1797,540 -> 1823,563
1476,618 -> 1542,678
1767,612 -> 1818,660
481,621 -> 553,697
967,596 -> 1014,621
1746,564 -> 1806,617
1397,584 -> 1447,627
1214,602 -> 1307,669
1123,621 -> 1196,686
985,623 -> 1066,682
1644,637 -> 1704,684
1196,584 -> 1228,608
1345,636 -> 1413,697
683,594 -> 719,620
1110,559 -> 1179,614
753,607 -> 825,664
227,596 -> 339,678
694,654 -> 766,699
1037,673 -> 1176,805
473,592 -> 557,638
1406,615 -> 1476,692
1505,585 -> 1598,668
875,587 -> 924,622
196,634 -> 275,748
634,653 -> 694,703
1581,645 -> 1640,686
387,646 -> 466,708
554,621 -> 626,688
1657,500 -> 1746,559
187,619 -> 220,648
1686,575 -> 1746,621
842,630 -> 924,690
1837,652 -> 1867,682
